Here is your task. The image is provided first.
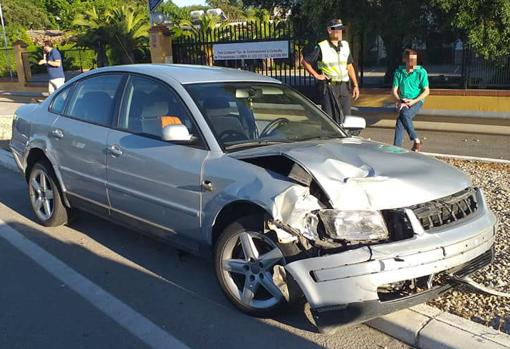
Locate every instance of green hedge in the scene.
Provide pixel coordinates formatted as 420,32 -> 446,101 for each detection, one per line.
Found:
61,49 -> 96,71
0,49 -> 16,78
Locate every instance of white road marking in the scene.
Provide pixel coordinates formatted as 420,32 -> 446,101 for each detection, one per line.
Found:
0,219 -> 190,349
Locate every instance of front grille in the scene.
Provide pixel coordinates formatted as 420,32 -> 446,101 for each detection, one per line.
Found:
410,187 -> 478,231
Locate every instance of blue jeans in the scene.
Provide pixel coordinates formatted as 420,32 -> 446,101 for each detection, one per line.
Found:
393,100 -> 423,146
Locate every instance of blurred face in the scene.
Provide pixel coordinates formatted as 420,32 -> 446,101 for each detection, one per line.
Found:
405,54 -> 418,69
43,45 -> 52,53
327,27 -> 343,41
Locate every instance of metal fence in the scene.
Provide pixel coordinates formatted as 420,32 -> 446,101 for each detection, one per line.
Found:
463,51 -> 510,89
173,21 -> 319,100
173,21 -> 510,92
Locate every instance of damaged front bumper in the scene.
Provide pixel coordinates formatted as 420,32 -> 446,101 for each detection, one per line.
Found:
284,189 -> 497,334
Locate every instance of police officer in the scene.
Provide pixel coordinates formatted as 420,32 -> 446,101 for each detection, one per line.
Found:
301,19 -> 360,124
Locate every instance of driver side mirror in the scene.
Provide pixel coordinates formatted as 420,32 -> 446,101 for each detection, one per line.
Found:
161,124 -> 194,142
342,115 -> 366,130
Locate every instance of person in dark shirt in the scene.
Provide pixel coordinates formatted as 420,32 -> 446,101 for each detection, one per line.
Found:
38,40 -> 65,94
301,19 -> 360,124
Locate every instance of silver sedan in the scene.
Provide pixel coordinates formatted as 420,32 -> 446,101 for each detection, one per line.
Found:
10,64 -> 497,333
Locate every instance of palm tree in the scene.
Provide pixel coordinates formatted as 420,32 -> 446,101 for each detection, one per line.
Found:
246,8 -> 271,26
179,13 -> 229,66
72,7 -> 110,67
107,5 -> 150,65
245,9 -> 285,71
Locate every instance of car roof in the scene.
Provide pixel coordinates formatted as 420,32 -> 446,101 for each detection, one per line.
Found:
78,64 -> 282,85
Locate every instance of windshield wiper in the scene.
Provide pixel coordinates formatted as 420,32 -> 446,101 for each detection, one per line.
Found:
297,134 -> 340,142
224,140 -> 289,151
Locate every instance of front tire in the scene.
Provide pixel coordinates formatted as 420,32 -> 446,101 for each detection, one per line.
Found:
28,161 -> 69,227
214,215 -> 287,317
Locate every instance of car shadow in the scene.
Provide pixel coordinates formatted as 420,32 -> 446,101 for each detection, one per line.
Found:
0,170 -> 327,345
67,210 -> 322,334
1,217 -> 325,349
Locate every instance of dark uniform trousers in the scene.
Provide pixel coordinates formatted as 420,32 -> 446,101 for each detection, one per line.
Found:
318,80 -> 351,124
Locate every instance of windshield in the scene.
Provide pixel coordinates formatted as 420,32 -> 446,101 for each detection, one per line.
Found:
185,82 -> 346,151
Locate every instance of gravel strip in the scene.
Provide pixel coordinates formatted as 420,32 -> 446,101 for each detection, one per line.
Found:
427,158 -> 510,334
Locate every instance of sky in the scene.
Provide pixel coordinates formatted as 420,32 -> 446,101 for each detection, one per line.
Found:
172,0 -> 207,6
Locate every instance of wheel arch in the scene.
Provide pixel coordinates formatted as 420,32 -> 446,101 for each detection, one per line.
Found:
210,200 -> 272,249
25,147 -> 71,208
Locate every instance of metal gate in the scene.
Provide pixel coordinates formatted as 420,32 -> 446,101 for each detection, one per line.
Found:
172,21 -> 319,101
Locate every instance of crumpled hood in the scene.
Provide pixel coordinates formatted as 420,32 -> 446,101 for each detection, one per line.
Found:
231,138 -> 471,210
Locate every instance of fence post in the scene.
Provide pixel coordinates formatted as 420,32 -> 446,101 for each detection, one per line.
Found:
13,40 -> 29,84
149,24 -> 172,63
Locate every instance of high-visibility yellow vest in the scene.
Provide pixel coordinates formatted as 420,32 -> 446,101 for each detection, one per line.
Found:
317,40 -> 350,82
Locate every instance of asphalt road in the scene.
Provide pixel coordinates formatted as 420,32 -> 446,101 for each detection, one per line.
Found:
0,167 -> 409,349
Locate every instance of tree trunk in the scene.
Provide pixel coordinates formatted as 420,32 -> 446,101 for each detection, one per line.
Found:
96,45 -> 108,67
381,33 -> 403,85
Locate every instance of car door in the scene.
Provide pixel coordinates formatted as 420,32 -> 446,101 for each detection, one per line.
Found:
106,74 -> 208,241
49,73 -> 124,209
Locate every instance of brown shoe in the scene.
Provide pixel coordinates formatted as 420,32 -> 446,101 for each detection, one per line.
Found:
412,140 -> 422,152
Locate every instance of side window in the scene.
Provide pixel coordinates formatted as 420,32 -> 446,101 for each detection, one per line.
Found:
66,74 -> 123,126
49,85 -> 71,114
119,76 -> 196,139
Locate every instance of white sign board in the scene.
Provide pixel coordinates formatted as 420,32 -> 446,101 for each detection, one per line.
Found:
213,40 -> 289,61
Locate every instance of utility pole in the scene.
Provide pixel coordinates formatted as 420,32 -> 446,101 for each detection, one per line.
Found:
148,0 -> 164,26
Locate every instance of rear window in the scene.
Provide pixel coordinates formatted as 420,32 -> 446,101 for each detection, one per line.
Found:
65,74 -> 123,126
49,86 -> 71,114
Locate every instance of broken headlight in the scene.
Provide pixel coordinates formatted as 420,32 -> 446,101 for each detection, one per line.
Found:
319,210 -> 389,241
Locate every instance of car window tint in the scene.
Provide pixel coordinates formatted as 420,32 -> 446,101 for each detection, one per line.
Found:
66,74 -> 122,126
49,85 -> 71,114
186,83 -> 345,150
119,76 -> 196,138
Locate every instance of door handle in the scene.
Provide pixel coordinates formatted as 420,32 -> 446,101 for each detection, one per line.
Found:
50,129 -> 64,139
108,144 -> 123,157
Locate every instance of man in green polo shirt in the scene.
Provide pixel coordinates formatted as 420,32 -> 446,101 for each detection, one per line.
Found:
392,49 -> 430,151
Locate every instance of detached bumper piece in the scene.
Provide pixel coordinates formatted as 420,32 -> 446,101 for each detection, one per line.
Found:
312,247 -> 495,334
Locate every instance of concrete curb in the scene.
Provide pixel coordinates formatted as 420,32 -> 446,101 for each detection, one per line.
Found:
354,106 -> 510,120
424,152 -> 510,164
368,304 -> 510,349
0,115 -> 13,142
0,91 -> 47,98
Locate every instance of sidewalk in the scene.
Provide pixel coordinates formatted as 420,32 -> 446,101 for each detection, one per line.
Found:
352,88 -> 510,136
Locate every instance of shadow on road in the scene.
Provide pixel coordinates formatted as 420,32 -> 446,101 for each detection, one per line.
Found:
0,171 -> 326,348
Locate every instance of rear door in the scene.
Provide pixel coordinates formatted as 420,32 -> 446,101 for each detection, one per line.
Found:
106,75 -> 208,241
49,73 -> 124,209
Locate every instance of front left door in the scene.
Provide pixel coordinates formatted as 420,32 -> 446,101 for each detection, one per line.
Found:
106,75 -> 208,241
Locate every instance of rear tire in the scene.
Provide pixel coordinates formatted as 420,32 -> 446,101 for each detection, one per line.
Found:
28,161 -> 69,227
214,215 -> 287,317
